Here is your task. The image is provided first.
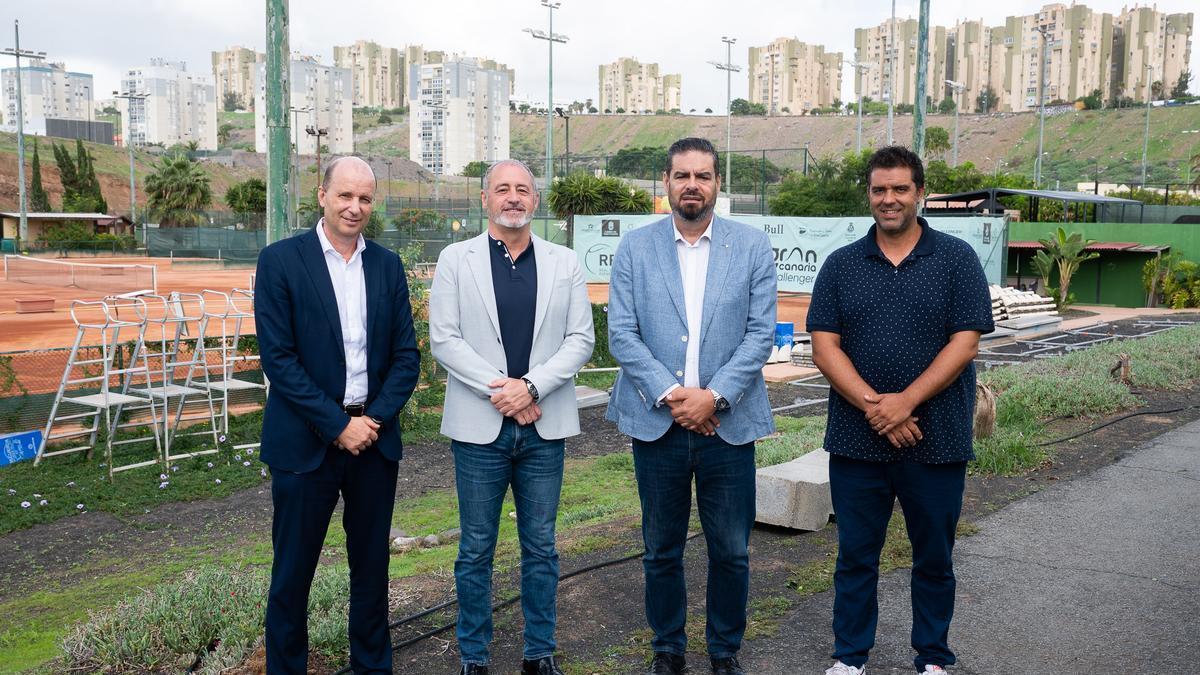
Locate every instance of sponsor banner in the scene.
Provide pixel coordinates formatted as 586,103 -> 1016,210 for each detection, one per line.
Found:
1,430 -> 41,467
574,214 -> 1006,292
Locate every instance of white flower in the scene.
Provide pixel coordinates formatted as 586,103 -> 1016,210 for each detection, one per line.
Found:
214,478 -> 222,485
159,474 -> 168,481
260,468 -> 267,478
245,448 -> 254,455
76,503 -> 85,510
20,501 -> 30,508
171,466 -> 178,472
38,499 -> 47,506
218,435 -> 227,443
234,455 -> 242,461
159,481 -> 169,489
207,462 -> 214,468
6,489 -> 14,495
243,461 -> 251,467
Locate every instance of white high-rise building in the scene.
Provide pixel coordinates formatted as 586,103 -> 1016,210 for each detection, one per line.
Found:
119,59 -> 217,150
409,56 -> 510,177
254,55 -> 353,155
2,57 -> 94,136
211,46 -> 263,111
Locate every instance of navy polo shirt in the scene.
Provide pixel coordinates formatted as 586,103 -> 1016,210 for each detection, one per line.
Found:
805,218 -> 994,463
489,234 -> 537,379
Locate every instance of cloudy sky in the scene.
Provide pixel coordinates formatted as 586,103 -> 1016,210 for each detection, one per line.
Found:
11,0 -> 1199,111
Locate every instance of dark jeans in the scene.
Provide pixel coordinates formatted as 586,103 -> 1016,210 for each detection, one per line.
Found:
828,454 -> 967,672
266,445 -> 398,675
452,417 -> 565,665
632,423 -> 756,659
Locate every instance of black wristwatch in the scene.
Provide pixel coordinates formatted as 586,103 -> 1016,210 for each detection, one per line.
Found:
522,377 -> 540,402
369,416 -> 385,426
711,389 -> 730,413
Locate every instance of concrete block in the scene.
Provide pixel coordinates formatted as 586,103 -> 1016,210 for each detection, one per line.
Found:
575,385 -> 610,409
755,449 -> 833,531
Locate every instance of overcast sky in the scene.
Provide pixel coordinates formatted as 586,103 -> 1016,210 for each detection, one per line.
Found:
11,1 -> 1199,111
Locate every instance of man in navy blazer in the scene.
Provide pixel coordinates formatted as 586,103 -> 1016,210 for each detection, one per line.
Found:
606,138 -> 777,675
255,156 -> 420,674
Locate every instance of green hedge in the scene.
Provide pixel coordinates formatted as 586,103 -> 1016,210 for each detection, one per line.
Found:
590,303 -> 615,367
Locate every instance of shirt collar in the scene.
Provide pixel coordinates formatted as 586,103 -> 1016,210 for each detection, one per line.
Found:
673,219 -> 713,246
316,218 -> 366,260
861,216 -> 934,260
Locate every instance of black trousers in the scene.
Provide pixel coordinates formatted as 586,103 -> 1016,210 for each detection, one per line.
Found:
265,445 -> 399,674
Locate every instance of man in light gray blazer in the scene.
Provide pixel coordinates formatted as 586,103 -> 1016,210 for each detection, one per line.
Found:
430,159 -> 594,675
606,138 -> 777,675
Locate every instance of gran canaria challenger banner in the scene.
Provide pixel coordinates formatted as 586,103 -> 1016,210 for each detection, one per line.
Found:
573,215 -> 1007,292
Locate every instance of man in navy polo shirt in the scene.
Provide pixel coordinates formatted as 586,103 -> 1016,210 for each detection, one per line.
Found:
806,145 -> 994,675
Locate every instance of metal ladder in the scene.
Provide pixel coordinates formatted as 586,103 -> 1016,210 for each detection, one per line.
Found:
196,288 -> 266,435
36,298 -> 163,478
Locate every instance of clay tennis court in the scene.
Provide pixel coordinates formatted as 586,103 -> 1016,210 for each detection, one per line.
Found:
1,257 -> 258,352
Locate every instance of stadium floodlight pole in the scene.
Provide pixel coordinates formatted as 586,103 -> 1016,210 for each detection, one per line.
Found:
113,90 -> 149,240
2,20 -> 42,248
289,106 -> 311,228
887,0 -> 895,145
1034,25 -> 1050,188
524,1 -> 568,193
945,79 -> 965,166
305,124 -> 329,192
1141,63 -> 1154,187
708,36 -> 740,199
850,61 -> 872,153
912,0 -> 930,158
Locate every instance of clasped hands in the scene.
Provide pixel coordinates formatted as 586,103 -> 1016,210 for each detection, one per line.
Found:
335,415 -> 379,455
489,378 -> 542,426
863,391 -> 923,448
665,387 -> 720,436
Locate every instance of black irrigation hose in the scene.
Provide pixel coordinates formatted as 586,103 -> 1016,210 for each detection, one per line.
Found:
1034,405 -> 1200,447
331,533 -> 703,675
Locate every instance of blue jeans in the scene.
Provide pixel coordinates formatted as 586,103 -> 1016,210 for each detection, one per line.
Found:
452,417 -> 564,665
828,454 -> 967,672
632,423 -> 756,659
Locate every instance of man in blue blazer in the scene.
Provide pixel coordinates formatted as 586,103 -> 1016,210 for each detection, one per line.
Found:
606,138 -> 777,675
255,156 -> 420,674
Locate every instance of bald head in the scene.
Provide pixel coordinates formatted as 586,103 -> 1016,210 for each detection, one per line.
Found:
483,159 -> 536,192
322,156 -> 377,191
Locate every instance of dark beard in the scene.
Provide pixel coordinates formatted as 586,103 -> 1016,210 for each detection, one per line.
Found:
674,197 -> 713,223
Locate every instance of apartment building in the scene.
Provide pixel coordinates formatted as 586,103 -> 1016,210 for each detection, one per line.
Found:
747,38 -> 842,114
854,18 -> 950,108
211,46 -> 263,111
333,40 -> 404,109
408,56 -> 510,176
597,58 -> 682,113
1115,6 -> 1194,101
1,57 -> 94,137
253,55 -> 353,154
119,59 -> 217,150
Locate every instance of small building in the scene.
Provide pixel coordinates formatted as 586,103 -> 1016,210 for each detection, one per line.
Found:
0,212 -> 136,245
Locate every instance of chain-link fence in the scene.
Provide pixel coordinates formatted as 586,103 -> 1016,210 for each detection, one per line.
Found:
0,345 -> 265,436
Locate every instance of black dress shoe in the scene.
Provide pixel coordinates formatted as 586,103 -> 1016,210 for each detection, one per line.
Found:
522,655 -> 565,675
648,652 -> 689,674
458,665 -> 489,675
710,655 -> 745,675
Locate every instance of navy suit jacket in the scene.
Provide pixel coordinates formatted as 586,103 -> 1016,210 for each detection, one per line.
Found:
254,226 -> 420,473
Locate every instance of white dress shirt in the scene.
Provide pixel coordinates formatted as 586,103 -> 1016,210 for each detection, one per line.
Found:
316,219 -> 369,406
657,219 -> 712,404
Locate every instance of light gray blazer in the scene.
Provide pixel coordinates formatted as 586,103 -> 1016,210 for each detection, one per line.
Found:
605,214 -> 777,445
430,232 -> 595,444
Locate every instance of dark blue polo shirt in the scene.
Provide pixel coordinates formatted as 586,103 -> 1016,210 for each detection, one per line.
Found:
489,234 -> 537,379
805,218 -> 994,463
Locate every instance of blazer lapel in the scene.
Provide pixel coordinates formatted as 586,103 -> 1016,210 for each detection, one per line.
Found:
531,235 -> 554,343
467,233 -> 503,338
700,217 -> 732,344
299,228 -> 345,351
652,217 -> 688,326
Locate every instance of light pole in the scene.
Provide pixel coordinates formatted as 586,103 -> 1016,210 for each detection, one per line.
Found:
420,99 -> 448,202
383,159 -> 393,214
555,107 -> 570,175
1,20 -> 43,247
887,0 -> 896,145
306,124 -> 329,205
524,1 -> 568,193
708,36 -> 740,199
945,79 -> 965,166
850,61 -> 872,153
113,90 -> 148,239
289,106 -> 311,228
1034,25 -> 1050,188
1141,63 -> 1155,187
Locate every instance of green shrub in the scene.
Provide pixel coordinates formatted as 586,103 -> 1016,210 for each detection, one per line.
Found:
590,303 -> 615,367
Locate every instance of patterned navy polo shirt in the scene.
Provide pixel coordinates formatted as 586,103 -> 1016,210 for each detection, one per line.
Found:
805,217 -> 995,463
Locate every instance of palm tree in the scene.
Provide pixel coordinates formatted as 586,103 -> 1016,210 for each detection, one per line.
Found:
145,153 -> 213,227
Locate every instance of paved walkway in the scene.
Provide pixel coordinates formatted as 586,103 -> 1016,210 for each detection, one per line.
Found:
745,418 -> 1200,674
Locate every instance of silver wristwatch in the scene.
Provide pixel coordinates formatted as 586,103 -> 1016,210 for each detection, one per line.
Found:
522,377 -> 540,402
711,389 -> 730,413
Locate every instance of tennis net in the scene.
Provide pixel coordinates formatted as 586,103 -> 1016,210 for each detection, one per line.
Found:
3,255 -> 158,293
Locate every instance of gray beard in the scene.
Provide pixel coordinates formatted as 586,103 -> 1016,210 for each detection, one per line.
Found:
495,211 -> 532,229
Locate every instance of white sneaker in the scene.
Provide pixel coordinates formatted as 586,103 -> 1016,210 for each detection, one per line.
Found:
825,662 -> 865,675
922,667 -> 946,674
